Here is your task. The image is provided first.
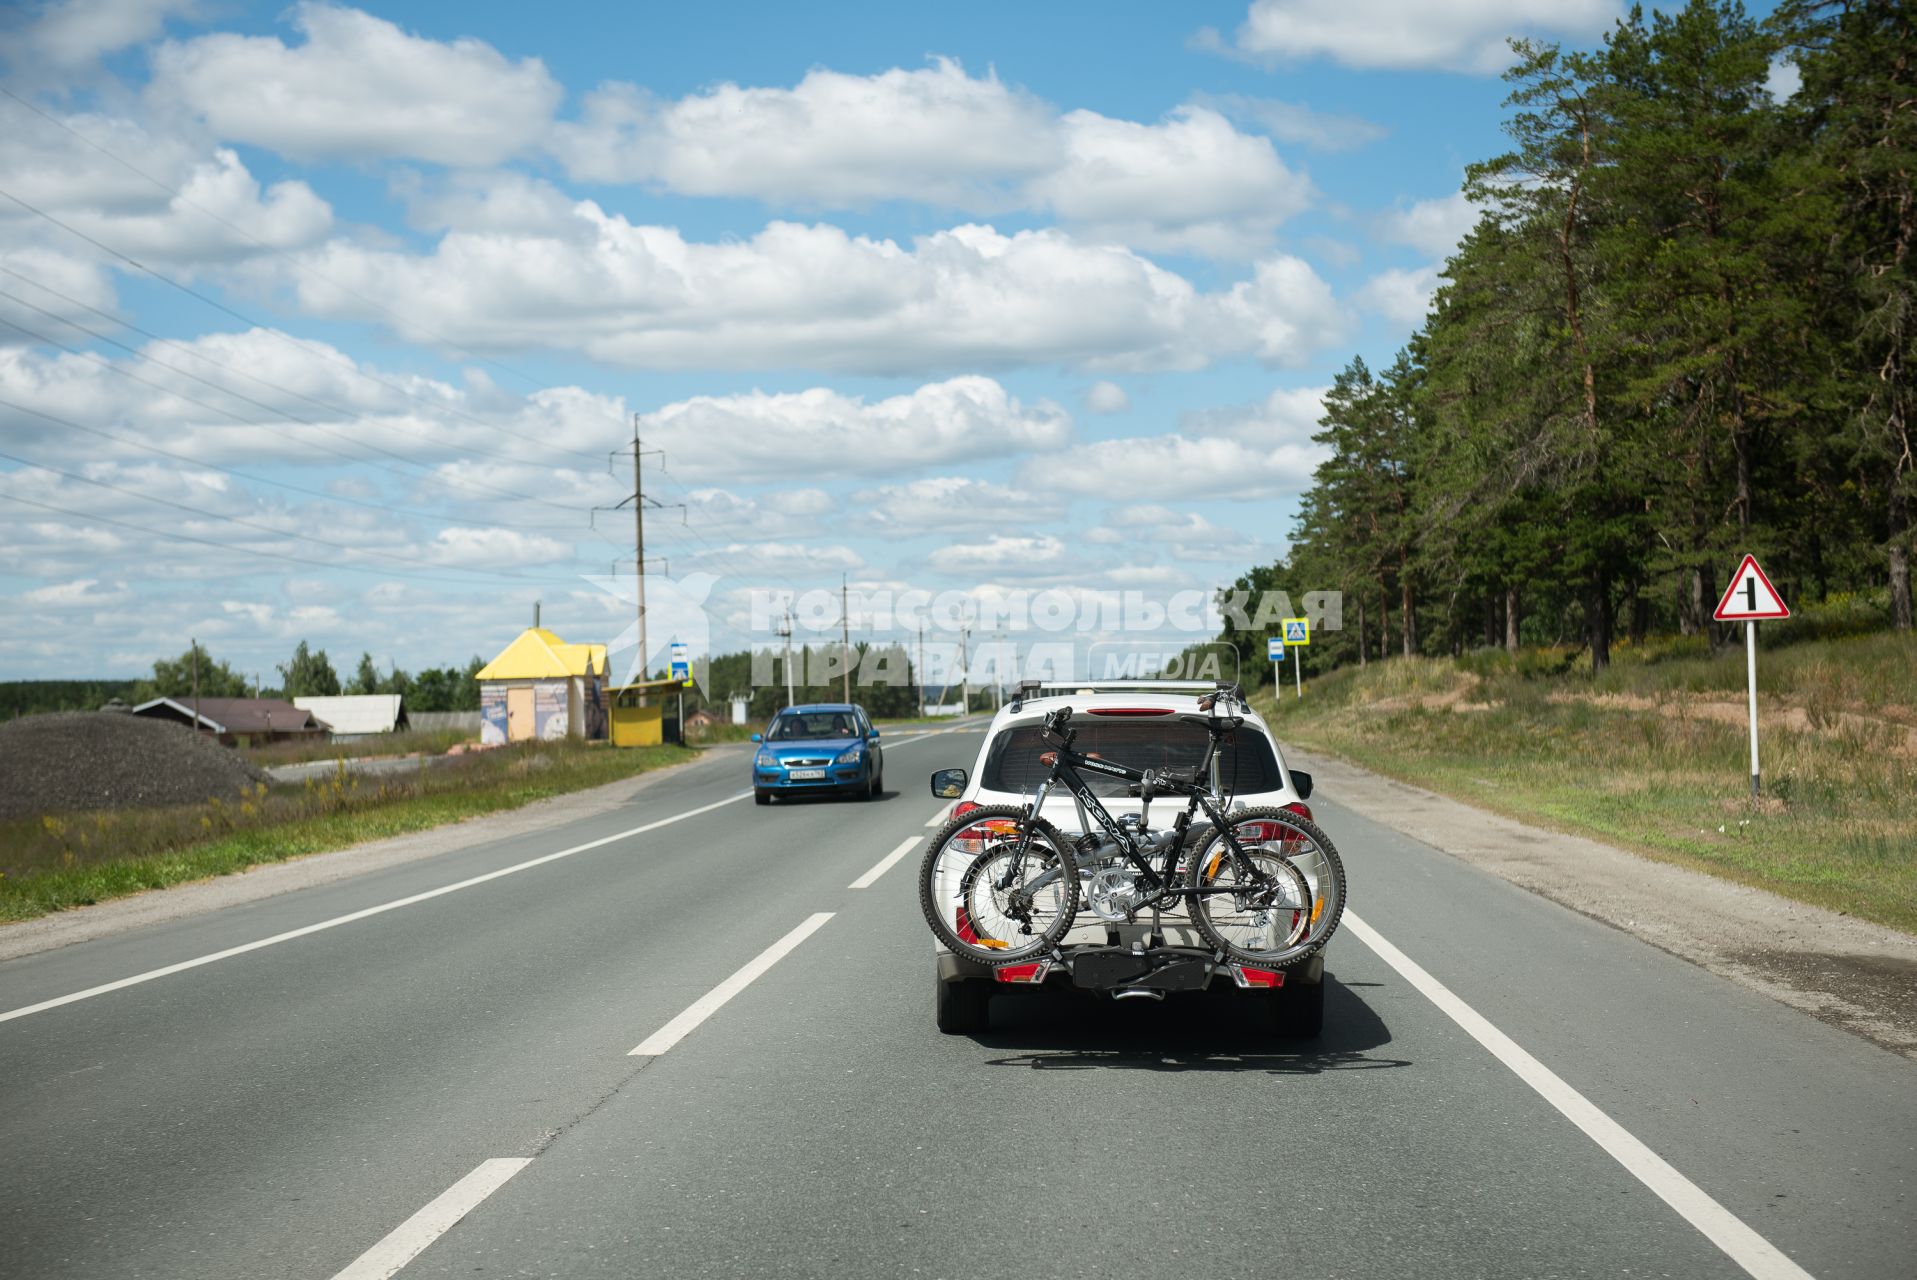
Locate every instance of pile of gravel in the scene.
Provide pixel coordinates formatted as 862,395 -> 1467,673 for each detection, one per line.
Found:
0,712 -> 268,820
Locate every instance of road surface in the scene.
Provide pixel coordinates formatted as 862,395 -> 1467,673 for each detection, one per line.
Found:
2,722 -> 1912,1279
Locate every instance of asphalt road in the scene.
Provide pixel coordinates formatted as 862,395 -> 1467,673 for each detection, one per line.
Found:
2,722 -> 1912,1279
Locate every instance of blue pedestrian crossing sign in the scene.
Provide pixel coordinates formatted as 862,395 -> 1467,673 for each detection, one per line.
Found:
1267,636 -> 1285,661
1282,618 -> 1310,646
669,640 -> 691,684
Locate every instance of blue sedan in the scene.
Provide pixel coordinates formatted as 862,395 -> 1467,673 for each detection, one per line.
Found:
752,703 -> 884,803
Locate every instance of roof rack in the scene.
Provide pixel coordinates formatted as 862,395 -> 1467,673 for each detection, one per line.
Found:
1007,678 -> 1241,713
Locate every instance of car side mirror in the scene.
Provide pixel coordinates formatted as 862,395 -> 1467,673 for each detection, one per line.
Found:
868,728 -> 881,740
750,732 -> 763,743
1289,769 -> 1313,801
930,767 -> 967,799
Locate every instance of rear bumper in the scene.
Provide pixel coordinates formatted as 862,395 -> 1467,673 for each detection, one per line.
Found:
938,944 -> 1323,991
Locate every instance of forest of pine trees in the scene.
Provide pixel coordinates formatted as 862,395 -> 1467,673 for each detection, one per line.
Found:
1228,0 -> 1912,675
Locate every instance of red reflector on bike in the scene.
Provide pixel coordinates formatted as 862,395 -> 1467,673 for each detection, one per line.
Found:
1086,708 -> 1174,716
1230,965 -> 1285,989
1283,802 -> 1313,822
995,961 -> 1052,984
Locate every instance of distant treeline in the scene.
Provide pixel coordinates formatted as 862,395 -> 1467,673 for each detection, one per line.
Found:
7,643 -> 489,716
1,681 -> 139,718
1227,1 -> 1913,675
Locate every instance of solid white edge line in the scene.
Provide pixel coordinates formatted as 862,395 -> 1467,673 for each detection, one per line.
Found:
629,911 -> 834,1056
1341,911 -> 1814,1280
330,1157 -> 531,1280
0,791 -> 755,1026
850,837 -> 922,890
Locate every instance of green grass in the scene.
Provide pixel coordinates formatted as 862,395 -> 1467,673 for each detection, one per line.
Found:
0,739 -> 692,923
1262,631 -> 1917,934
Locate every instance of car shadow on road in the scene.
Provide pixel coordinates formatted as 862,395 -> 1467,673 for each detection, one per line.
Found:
972,976 -> 1406,1075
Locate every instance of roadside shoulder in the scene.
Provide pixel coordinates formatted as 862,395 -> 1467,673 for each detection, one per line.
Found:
1293,747 -> 1917,1060
0,745 -> 744,965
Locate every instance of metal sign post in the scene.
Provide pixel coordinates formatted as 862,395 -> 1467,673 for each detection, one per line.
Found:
1711,555 -> 1790,802
1266,636 -> 1286,698
1282,618 -> 1310,699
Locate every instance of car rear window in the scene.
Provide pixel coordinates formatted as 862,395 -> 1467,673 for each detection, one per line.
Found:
769,712 -> 857,739
981,718 -> 1281,798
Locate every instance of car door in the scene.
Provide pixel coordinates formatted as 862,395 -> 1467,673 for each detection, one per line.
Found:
859,708 -> 881,776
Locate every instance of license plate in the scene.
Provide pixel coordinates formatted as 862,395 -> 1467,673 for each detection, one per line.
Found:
788,768 -> 826,780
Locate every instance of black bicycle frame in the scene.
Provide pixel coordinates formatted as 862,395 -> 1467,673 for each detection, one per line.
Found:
1009,730 -> 1266,909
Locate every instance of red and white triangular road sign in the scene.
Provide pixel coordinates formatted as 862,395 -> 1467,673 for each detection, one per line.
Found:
1713,554 -> 1790,621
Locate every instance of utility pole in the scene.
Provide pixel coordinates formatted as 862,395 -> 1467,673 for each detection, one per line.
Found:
992,631 -> 1006,709
916,622 -> 926,718
960,624 -> 971,715
631,413 -> 649,705
840,573 -> 852,703
777,609 -> 796,709
191,637 -> 201,736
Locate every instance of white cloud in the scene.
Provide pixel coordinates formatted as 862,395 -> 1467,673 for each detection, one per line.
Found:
929,534 -> 1067,574
272,212 -> 1346,373
21,577 -> 129,606
424,526 -> 571,569
148,2 -> 562,165
1356,264 -> 1441,330
0,108 -> 333,270
1085,381 -> 1130,414
1377,189 -> 1478,259
1215,0 -> 1620,74
3,0 -> 199,75
553,62 -> 1310,256
1049,433 -> 1325,501
553,58 -> 1056,206
1192,92 -> 1388,152
636,377 -> 1070,483
1030,106 -> 1314,255
1181,384 -> 1328,445
851,476 -> 1050,535
1765,59 -> 1802,102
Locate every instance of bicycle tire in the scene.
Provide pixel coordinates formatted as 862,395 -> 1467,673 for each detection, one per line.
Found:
918,805 -> 1079,966
1187,807 -> 1346,966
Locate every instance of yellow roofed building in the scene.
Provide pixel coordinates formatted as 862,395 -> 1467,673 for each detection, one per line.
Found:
476,626 -> 609,744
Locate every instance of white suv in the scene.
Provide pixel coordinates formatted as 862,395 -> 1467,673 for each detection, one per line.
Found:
926,681 -> 1327,1037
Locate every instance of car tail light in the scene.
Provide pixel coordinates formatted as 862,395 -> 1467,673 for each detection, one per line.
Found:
1229,964 -> 1285,989
1234,820 -> 1285,842
1283,801 -> 1313,822
950,811 -> 1016,855
995,960 -> 1052,984
1086,707 -> 1173,716
951,800 -> 981,821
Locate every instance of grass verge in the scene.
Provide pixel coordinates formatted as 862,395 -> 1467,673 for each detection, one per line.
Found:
0,739 -> 693,923
1260,630 -> 1917,935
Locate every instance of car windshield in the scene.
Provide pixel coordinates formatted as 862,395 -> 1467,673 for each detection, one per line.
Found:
770,712 -> 857,740
981,718 -> 1280,798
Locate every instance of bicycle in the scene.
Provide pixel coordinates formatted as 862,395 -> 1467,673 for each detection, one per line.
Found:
918,687 -> 1346,969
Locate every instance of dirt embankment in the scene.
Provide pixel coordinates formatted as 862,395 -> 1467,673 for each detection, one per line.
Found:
0,712 -> 266,820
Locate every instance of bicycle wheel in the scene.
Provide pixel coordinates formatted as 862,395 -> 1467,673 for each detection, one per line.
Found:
1187,807 -> 1345,966
919,805 -> 1079,965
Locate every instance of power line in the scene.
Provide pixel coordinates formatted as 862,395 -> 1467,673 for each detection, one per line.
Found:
0,176 -> 607,464
0,287 -> 597,515
0,85 -> 559,396
0,444 -> 568,582
0,490 -> 580,589
0,316 -> 582,536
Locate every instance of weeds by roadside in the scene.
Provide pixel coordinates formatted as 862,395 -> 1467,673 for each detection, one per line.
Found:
1261,632 -> 1917,934
239,727 -> 476,767
0,739 -> 691,922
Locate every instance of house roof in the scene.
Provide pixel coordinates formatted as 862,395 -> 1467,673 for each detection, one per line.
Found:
294,694 -> 406,735
131,697 -> 320,734
475,627 -> 608,681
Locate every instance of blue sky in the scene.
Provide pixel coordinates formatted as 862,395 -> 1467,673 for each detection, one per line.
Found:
0,0 -> 1784,682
